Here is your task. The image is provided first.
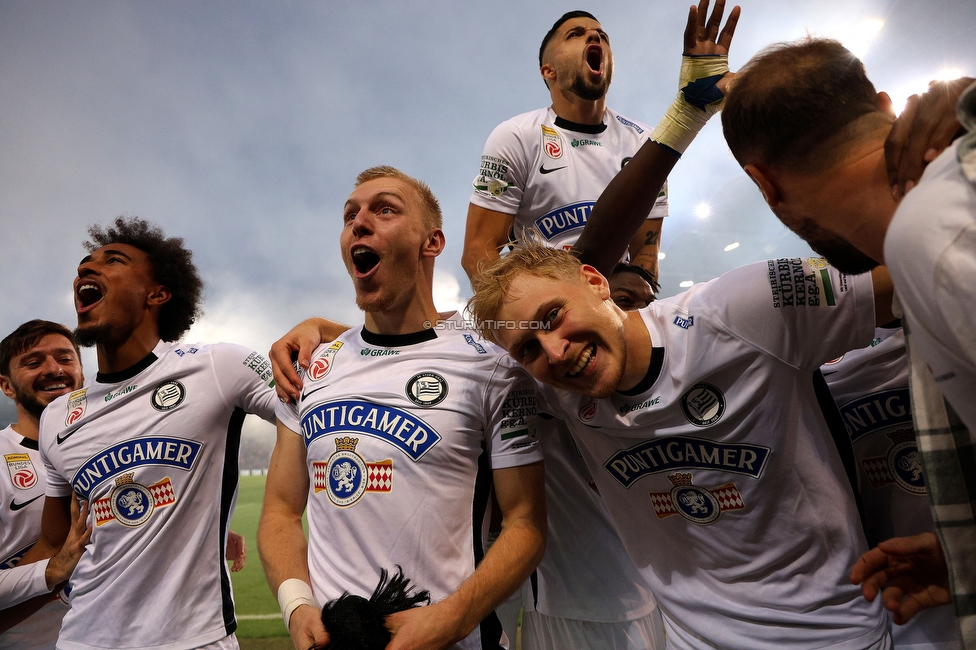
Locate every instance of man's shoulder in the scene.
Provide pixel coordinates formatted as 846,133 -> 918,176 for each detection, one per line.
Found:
604,107 -> 652,137
495,107 -> 551,130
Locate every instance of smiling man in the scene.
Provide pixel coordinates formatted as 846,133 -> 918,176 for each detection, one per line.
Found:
17,217 -> 277,650
259,166 -> 545,650
469,242 -> 898,649
0,320 -> 85,648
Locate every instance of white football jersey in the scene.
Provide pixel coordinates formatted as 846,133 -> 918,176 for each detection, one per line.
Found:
523,417 -> 657,623
39,340 -> 277,650
277,314 -> 542,650
823,328 -> 962,650
0,425 -> 67,649
539,259 -> 888,649
470,107 -> 668,253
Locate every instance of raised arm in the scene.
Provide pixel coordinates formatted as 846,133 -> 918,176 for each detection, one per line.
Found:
384,462 -> 546,650
461,204 -> 516,283
257,420 -> 327,650
573,0 -> 740,276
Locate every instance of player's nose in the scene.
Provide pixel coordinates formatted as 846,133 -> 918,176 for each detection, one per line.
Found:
540,333 -> 569,365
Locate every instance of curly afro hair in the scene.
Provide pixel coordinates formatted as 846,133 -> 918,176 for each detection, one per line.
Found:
85,217 -> 203,342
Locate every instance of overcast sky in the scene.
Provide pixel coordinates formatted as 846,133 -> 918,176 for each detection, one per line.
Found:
2,0 -> 974,426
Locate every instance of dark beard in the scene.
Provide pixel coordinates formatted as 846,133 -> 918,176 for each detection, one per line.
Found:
14,387 -> 45,420
570,69 -> 610,102
810,238 -> 880,275
74,323 -> 112,348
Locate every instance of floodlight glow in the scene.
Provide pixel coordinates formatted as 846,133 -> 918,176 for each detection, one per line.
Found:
658,252 -> 666,260
935,67 -> 965,82
695,202 -> 712,219
827,18 -> 884,59
679,280 -> 694,288
724,242 -> 740,252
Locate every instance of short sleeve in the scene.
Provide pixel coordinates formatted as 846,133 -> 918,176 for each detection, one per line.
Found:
210,344 -> 278,423
649,180 -> 669,219
696,258 -> 876,371
275,395 -> 301,436
39,410 -> 72,498
469,120 -> 530,215
483,357 -> 543,469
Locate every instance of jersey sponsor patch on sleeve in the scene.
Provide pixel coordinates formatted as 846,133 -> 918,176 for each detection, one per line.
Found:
243,351 -> 274,386
473,155 -> 514,197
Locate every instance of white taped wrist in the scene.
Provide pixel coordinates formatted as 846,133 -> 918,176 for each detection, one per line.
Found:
651,54 -> 730,155
277,578 -> 315,628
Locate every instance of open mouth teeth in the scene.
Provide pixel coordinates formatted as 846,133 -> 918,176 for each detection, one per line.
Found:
586,48 -> 602,73
567,343 -> 596,378
77,283 -> 103,307
352,247 -> 380,274
38,382 -> 69,392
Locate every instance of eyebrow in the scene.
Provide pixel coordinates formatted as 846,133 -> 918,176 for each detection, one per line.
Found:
79,248 -> 133,265
343,191 -> 406,212
18,348 -> 77,362
508,298 -> 560,354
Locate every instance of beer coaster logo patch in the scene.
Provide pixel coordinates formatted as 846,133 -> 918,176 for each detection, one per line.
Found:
65,388 -> 87,426
541,125 -> 563,159
4,453 -> 37,490
314,437 -> 393,507
680,383 -> 725,426
93,472 -> 176,527
861,429 -> 925,494
649,472 -> 744,525
308,341 -> 342,381
151,381 -> 185,411
406,372 -> 448,407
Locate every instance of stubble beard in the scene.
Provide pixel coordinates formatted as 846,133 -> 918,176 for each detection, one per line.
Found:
570,63 -> 611,102
14,386 -> 46,420
809,236 -> 880,276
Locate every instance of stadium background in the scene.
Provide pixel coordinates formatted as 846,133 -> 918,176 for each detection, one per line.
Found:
1,0 -> 974,644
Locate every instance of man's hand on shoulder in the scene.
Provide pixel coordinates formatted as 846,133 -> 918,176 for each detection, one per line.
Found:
385,601 -> 464,650
288,603 -> 329,650
45,497 -> 91,590
270,318 -> 350,403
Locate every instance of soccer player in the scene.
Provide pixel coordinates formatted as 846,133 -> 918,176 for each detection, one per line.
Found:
822,326 -> 962,649
258,166 -> 546,650
0,320 -> 89,648
17,217 -> 277,650
468,242 -> 895,649
721,41 -> 975,641
460,4 -> 737,647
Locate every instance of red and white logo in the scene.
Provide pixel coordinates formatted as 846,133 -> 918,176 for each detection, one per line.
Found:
4,454 -> 37,490
308,357 -> 331,381
65,388 -> 87,426
578,400 -> 597,423
541,125 -> 563,159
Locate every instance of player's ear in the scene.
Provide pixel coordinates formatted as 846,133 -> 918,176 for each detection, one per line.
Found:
877,91 -> 896,118
422,229 -> 446,259
743,164 -> 782,208
0,376 -> 15,401
579,264 -> 611,300
540,63 -> 556,88
147,286 -> 172,307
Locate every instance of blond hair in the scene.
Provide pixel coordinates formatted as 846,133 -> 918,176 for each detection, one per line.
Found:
468,241 -> 582,344
355,166 -> 443,230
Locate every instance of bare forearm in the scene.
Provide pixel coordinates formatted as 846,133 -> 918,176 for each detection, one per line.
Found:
574,140 -> 678,277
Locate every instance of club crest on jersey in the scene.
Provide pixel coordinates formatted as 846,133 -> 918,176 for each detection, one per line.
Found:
314,437 -> 393,507
406,373 -> 448,407
649,473 -> 744,525
541,125 -> 563,159
151,381 -> 186,411
861,429 -> 925,494
681,383 -> 725,426
308,341 -> 343,381
4,453 -> 37,490
65,388 -> 87,426
92,472 -> 176,527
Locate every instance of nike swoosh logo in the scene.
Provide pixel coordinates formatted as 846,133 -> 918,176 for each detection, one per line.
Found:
539,165 -> 567,174
300,384 -> 332,402
10,495 -> 43,511
56,426 -> 83,445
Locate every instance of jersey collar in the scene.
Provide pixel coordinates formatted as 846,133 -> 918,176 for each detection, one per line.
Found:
360,327 -> 437,348
96,349 -> 159,384
553,115 -> 607,135
617,346 -> 665,397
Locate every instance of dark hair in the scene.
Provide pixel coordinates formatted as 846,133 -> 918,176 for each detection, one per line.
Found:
0,320 -> 79,376
539,10 -> 598,67
85,217 -> 203,341
722,38 -> 883,172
